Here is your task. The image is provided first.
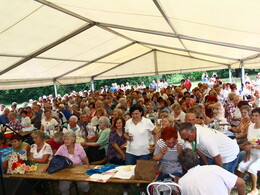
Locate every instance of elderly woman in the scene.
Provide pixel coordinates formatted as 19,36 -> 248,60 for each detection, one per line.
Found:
107,117 -> 127,165
205,94 -> 225,121
55,131 -> 90,195
153,127 -> 185,180
230,105 -> 251,144
40,110 -> 59,135
171,102 -> 186,123
124,104 -> 159,165
81,116 -> 111,163
29,130 -> 53,163
10,134 -> 30,157
237,108 -> 260,195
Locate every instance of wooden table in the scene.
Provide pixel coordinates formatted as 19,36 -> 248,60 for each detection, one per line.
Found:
3,164 -> 155,184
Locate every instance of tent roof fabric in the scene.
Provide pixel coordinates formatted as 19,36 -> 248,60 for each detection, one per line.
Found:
0,0 -> 260,89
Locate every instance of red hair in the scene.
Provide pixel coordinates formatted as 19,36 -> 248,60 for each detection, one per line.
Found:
207,95 -> 218,102
161,127 -> 178,141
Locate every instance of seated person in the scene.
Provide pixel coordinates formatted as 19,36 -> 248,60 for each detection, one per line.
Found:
107,117 -> 127,165
229,105 -> 251,144
10,134 -> 30,158
48,131 -> 64,154
20,110 -> 31,128
63,116 -> 82,137
29,130 -> 53,163
153,127 -> 185,180
53,131 -> 90,195
40,110 -> 59,136
3,112 -> 22,138
81,116 -> 111,163
0,132 -> 9,149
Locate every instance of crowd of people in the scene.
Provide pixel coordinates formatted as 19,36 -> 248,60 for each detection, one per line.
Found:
0,73 -> 260,195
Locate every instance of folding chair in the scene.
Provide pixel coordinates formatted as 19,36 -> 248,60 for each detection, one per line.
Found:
146,181 -> 182,195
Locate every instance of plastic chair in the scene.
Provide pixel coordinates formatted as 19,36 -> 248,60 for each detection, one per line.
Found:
147,181 -> 182,195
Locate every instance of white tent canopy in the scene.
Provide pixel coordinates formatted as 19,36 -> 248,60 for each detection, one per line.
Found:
0,0 -> 260,90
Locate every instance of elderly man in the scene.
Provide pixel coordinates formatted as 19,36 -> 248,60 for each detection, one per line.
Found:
178,148 -> 245,195
178,122 -> 239,173
0,107 -> 10,124
63,116 -> 82,137
3,112 -> 22,135
185,112 -> 196,124
78,114 -> 88,137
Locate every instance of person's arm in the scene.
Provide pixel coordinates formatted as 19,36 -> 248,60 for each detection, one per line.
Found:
235,177 -> 246,195
112,143 -> 126,160
213,154 -> 223,167
152,145 -> 167,161
40,124 -> 44,131
82,156 -> 90,165
196,149 -> 208,165
85,142 -> 100,147
124,132 -> 132,141
29,154 -> 50,164
22,143 -> 31,154
152,128 -> 160,145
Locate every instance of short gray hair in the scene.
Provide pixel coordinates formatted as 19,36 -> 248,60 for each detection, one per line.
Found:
64,131 -> 76,143
178,148 -> 200,170
53,131 -> 64,143
98,116 -> 110,128
177,122 -> 196,133
69,115 -> 78,123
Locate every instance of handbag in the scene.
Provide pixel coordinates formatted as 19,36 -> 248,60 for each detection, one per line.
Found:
47,155 -> 73,174
134,160 -> 157,181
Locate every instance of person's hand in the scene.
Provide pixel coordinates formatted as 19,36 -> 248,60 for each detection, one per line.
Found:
81,142 -> 87,147
244,144 -> 254,152
122,153 -> 126,161
244,154 -> 250,162
161,146 -> 168,155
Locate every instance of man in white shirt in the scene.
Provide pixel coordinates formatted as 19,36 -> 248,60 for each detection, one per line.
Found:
178,148 -> 245,195
178,122 -> 239,173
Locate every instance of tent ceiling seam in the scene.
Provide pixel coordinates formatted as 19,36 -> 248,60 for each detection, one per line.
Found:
157,49 -> 229,66
0,23 -> 95,76
55,42 -> 136,79
92,50 -> 154,78
0,5 -> 44,35
100,23 -> 260,52
139,41 -> 238,61
153,0 -> 191,56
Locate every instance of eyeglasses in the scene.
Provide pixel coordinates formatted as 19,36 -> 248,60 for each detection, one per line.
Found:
183,130 -> 193,141
196,116 -> 204,120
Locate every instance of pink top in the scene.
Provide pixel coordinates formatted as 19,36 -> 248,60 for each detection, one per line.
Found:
55,143 -> 86,165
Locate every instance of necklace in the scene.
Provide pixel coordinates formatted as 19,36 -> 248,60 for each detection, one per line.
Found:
37,143 -> 44,150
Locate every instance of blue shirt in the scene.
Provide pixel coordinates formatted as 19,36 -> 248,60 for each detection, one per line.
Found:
0,114 -> 8,124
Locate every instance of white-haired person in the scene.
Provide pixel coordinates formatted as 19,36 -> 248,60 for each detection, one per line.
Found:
236,108 -> 260,195
63,116 -> 82,137
54,131 -> 90,195
81,116 -> 111,163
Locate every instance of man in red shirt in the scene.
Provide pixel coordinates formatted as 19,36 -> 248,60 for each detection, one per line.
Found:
184,77 -> 192,92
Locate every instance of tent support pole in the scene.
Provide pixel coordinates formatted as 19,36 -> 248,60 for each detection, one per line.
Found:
91,79 -> 95,91
241,61 -> 245,90
53,80 -> 58,98
228,66 -> 232,83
